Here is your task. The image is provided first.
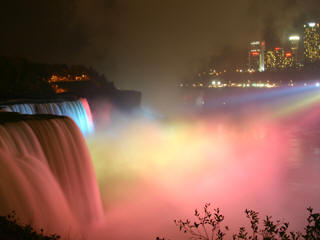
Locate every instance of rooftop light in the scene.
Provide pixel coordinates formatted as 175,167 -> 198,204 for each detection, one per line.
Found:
308,22 -> 316,27
289,35 -> 300,41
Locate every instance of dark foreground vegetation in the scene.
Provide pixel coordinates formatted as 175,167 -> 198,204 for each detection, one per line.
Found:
1,203 -> 319,240
157,203 -> 320,240
0,211 -> 59,240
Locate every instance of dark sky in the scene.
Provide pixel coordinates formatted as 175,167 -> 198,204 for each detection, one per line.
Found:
1,0 -> 320,111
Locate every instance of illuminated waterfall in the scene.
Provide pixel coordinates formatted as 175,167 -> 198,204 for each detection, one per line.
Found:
2,98 -> 94,135
0,113 -> 103,238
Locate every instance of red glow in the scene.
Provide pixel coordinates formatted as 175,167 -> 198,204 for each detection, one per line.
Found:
261,41 -> 265,46
275,47 -> 280,51
251,52 -> 259,56
285,52 -> 292,57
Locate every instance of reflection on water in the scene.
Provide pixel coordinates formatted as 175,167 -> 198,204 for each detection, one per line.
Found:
285,127 -> 320,216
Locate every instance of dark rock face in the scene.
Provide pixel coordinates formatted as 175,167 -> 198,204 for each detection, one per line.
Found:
0,112 -> 66,124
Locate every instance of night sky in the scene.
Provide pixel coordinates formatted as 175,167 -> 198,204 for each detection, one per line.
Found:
1,0 -> 320,111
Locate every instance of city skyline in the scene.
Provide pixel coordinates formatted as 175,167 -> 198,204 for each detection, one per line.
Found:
196,21 -> 320,75
184,21 -> 320,89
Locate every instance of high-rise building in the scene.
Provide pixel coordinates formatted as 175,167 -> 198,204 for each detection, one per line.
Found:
289,35 -> 300,65
248,41 -> 265,72
283,51 -> 294,69
304,22 -> 320,63
265,47 -> 293,71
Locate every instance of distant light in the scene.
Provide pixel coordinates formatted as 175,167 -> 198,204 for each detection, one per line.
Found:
250,41 -> 260,45
261,41 -> 265,46
285,52 -> 292,57
212,81 -> 216,85
275,47 -> 280,51
308,22 -> 316,27
251,51 -> 259,56
217,81 -> 221,85
196,96 -> 204,106
289,35 -> 300,41
316,82 -> 320,87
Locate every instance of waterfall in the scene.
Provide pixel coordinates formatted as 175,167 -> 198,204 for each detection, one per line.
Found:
1,98 -> 94,135
0,113 -> 103,238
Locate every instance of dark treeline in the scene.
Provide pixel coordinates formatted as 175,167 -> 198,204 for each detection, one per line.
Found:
0,56 -> 141,111
0,56 -> 115,99
0,56 -> 56,99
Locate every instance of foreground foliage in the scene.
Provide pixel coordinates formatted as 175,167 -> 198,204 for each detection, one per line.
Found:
157,203 -> 320,240
0,211 -> 60,240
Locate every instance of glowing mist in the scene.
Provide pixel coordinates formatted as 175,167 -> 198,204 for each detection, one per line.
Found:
87,87 -> 320,239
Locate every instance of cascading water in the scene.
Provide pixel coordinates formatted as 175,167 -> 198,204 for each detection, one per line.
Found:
1,98 -> 94,135
0,113 -> 103,238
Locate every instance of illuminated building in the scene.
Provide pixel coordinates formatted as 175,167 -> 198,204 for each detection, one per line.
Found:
288,35 -> 300,65
304,22 -> 320,63
48,74 -> 90,83
48,74 -> 90,94
283,51 -> 294,68
265,47 -> 293,71
248,41 -> 265,72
